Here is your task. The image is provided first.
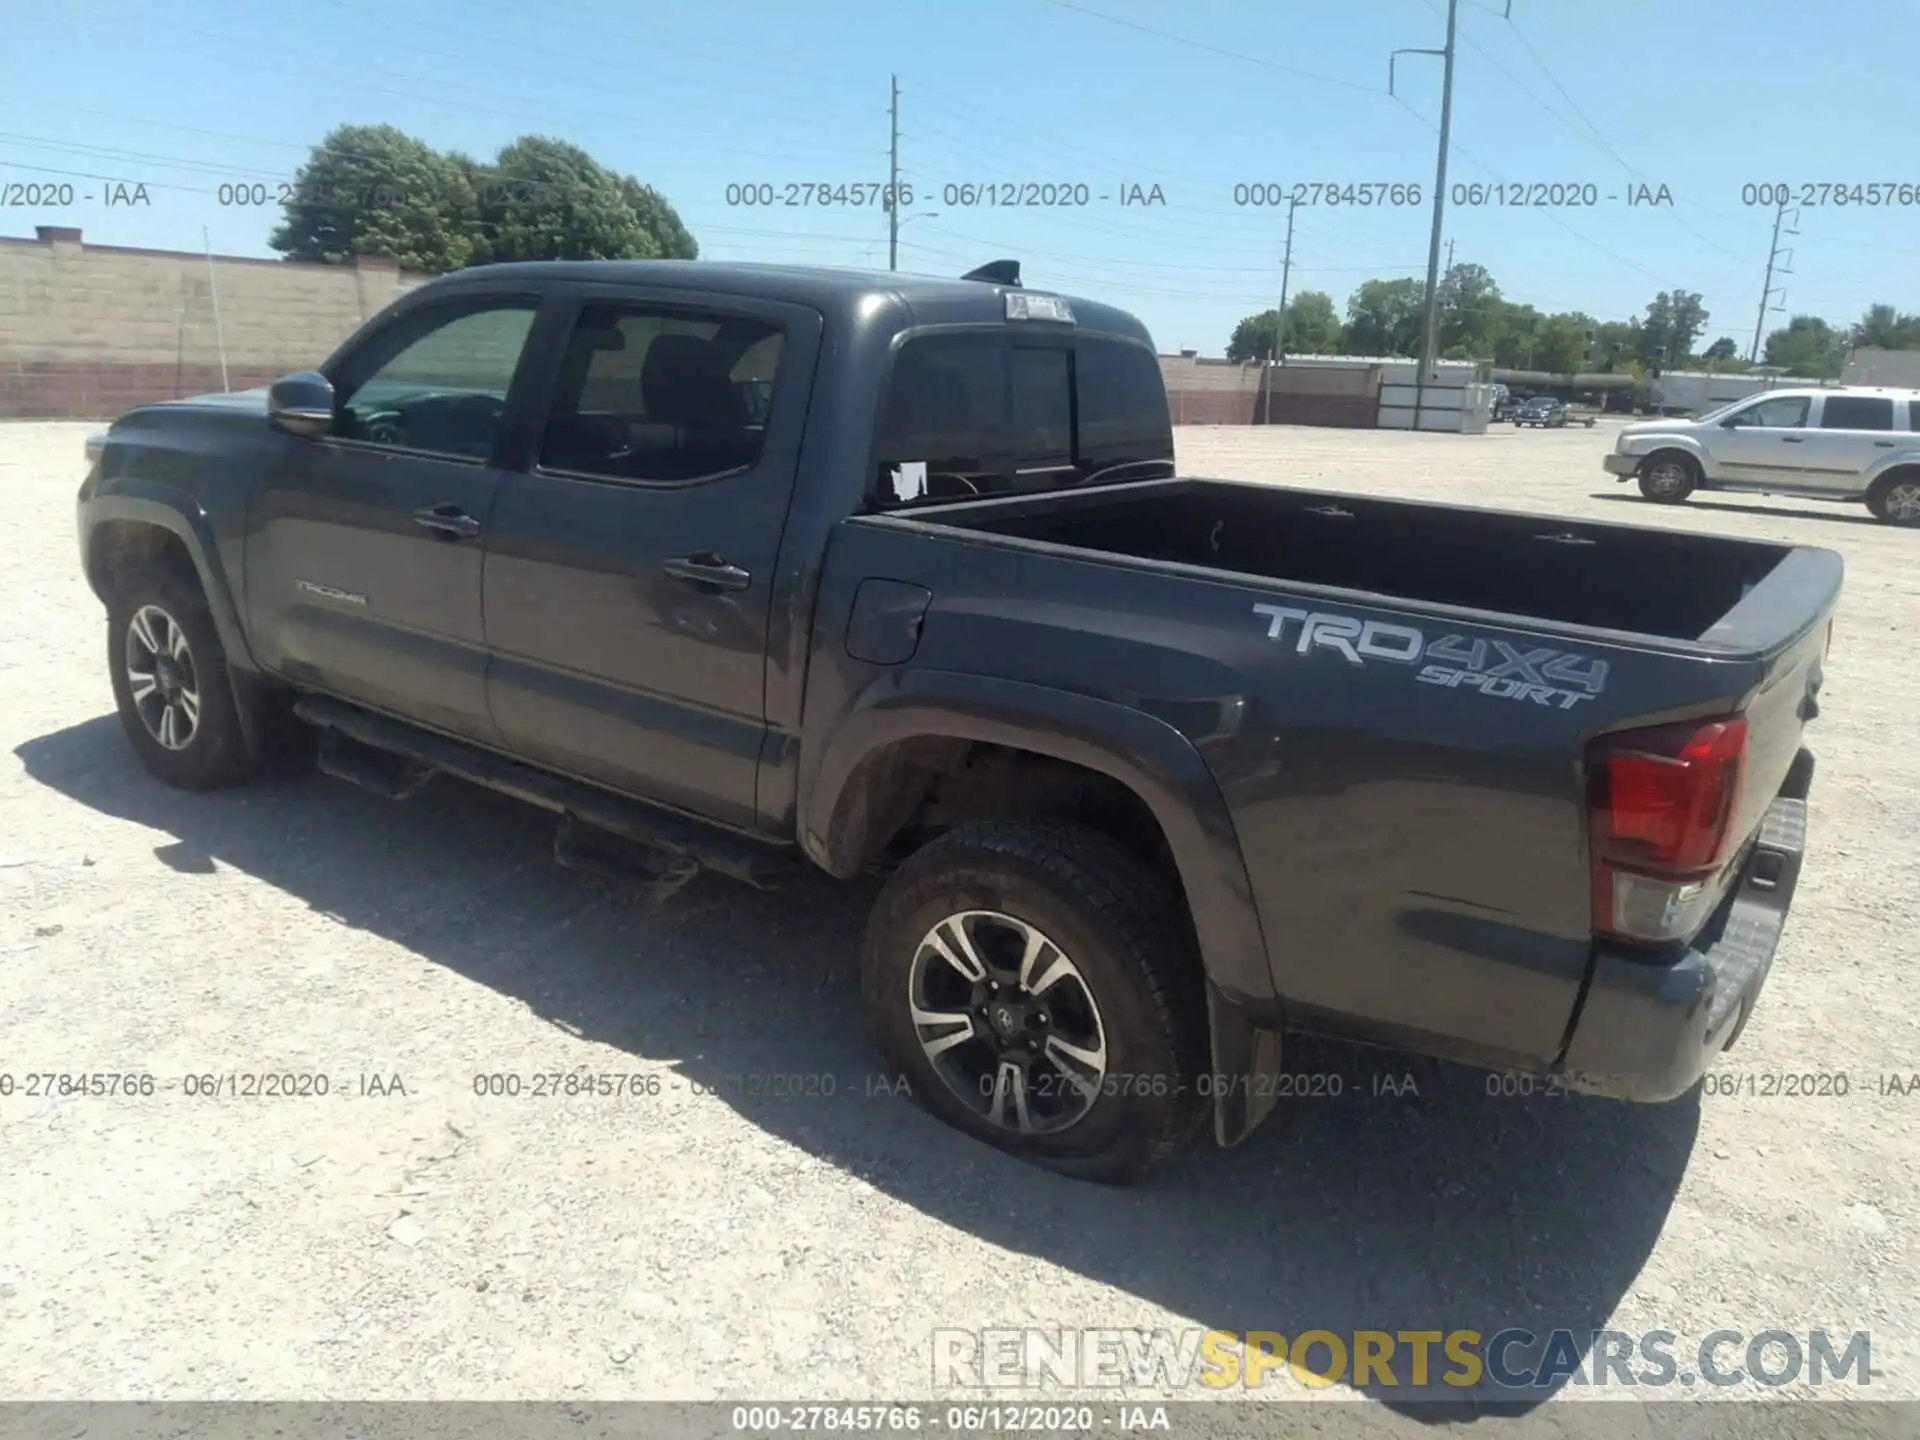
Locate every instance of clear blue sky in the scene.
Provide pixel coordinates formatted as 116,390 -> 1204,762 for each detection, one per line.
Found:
3,0 -> 1914,357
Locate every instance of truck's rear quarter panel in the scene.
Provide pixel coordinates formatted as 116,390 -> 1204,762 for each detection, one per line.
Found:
807,511 -> 1837,1074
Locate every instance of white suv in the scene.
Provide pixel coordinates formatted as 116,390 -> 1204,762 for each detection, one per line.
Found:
1602,386 -> 1920,525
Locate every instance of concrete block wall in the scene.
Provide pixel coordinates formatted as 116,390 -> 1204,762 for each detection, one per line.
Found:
1159,354 -> 1264,425
0,227 -> 428,418
1158,353 -> 1389,429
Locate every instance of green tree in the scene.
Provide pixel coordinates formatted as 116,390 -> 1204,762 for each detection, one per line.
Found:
1490,303 -> 1541,368
1764,315 -> 1848,377
620,176 -> 699,260
1283,291 -> 1343,354
1638,290 -> 1709,365
1589,320 -> 1642,371
1533,313 -> 1595,375
1225,291 -> 1344,361
270,125 -> 698,272
1702,337 -> 1738,361
1851,303 -> 1920,350
1227,309 -> 1284,363
271,123 -> 481,273
479,136 -> 664,263
1344,278 -> 1425,356
1437,262 -> 1501,356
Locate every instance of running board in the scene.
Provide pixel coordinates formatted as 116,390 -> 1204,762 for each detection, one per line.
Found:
292,695 -> 802,889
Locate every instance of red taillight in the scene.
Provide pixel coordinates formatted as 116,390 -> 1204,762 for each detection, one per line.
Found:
1601,719 -> 1747,872
1589,716 -> 1748,944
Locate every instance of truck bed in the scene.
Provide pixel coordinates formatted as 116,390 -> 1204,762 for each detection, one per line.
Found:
822,473 -> 1837,1075
900,475 -> 1789,642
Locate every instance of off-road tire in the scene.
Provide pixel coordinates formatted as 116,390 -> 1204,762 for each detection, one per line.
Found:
862,821 -> 1209,1184
107,568 -> 258,790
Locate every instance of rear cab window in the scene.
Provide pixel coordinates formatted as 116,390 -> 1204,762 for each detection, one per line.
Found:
872,329 -> 1173,507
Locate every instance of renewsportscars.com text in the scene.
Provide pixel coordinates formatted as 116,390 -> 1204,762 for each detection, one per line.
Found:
931,1327 -> 1875,1392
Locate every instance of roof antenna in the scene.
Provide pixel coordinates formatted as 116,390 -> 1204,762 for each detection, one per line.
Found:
961,259 -> 1021,287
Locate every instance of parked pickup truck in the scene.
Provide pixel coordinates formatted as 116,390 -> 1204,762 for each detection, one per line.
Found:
78,258 -> 1841,1182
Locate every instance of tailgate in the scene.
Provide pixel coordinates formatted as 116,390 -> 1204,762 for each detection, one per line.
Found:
1698,546 -> 1839,851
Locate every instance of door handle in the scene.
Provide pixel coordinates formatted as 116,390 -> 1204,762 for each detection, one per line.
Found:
1875,440 -> 1897,447
413,503 -> 481,539
1780,436 -> 1804,443
665,554 -> 752,591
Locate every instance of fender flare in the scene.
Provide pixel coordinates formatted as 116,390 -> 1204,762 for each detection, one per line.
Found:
799,669 -> 1285,1144
82,485 -> 277,759
82,485 -> 257,674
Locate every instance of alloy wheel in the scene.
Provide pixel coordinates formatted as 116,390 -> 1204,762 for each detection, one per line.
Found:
907,909 -> 1109,1135
1645,460 -> 1689,497
1884,481 -> 1920,522
124,604 -> 201,750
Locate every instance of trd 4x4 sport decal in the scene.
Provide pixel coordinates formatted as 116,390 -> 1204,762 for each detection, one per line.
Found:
1251,603 -> 1609,709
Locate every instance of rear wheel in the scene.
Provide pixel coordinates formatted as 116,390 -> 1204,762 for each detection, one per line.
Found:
1638,452 -> 1698,504
1867,471 -> 1920,525
107,569 -> 257,789
861,821 -> 1208,1184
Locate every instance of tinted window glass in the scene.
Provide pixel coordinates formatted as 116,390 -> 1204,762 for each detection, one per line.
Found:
1910,400 -> 1920,433
338,301 -> 537,460
540,303 -> 784,482
1010,346 -> 1074,476
874,335 -> 1008,501
1732,395 -> 1808,428
1076,337 -> 1174,472
1819,395 -> 1894,430
874,332 -> 1174,505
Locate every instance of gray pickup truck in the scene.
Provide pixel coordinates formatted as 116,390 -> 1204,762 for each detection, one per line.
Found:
77,259 -> 1840,1182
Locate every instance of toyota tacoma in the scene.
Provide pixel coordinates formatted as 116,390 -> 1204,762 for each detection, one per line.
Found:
78,258 -> 1841,1182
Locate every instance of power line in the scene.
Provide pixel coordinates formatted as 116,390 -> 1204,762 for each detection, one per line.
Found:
1035,0 -> 1381,93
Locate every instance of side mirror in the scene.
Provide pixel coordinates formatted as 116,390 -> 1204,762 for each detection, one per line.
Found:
268,371 -> 336,438
1719,417 -> 1740,428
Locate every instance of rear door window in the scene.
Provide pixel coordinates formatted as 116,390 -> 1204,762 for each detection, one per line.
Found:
1818,395 -> 1895,430
538,301 -> 785,483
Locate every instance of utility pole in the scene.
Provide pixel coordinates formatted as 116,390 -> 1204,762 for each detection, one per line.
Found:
888,75 -> 900,272
1264,198 -> 1297,426
1748,198 -> 1798,364
1391,0 -> 1459,433
1445,238 -> 1455,271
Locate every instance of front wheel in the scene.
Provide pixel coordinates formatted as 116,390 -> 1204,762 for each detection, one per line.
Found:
1638,454 -> 1698,504
861,821 -> 1209,1184
107,570 -> 257,789
1867,471 -> 1920,526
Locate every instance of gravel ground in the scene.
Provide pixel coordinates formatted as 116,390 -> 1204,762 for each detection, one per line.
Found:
2,418 -> 1916,1423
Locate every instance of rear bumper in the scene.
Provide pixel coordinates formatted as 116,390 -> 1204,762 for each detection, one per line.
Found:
1558,754 -> 1812,1103
1602,453 -> 1640,477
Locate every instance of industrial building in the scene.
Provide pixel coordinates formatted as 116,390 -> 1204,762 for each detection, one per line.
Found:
1159,352 -> 1496,433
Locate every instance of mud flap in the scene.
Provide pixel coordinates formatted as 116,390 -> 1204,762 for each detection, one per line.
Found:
1206,981 -> 1286,1147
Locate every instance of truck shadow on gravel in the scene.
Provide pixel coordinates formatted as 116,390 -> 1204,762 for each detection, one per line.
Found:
1587,491 -> 1884,529
20,716 -> 1701,1416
